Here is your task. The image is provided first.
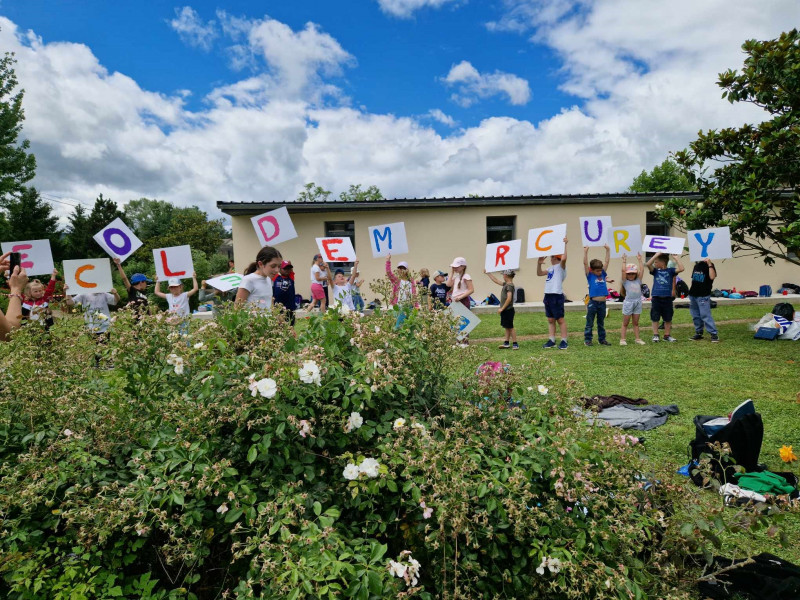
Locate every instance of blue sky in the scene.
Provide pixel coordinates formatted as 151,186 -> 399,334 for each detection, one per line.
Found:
0,1 -> 796,218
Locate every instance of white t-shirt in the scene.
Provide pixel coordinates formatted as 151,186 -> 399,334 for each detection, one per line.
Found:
544,263 -> 567,295
72,292 -> 117,333
398,280 -> 412,304
452,273 -> 472,300
310,265 -> 327,286
241,273 -> 273,309
167,292 -> 190,316
333,283 -> 355,310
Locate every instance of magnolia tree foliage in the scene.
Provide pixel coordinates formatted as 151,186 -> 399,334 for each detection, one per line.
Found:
661,29 -> 800,266
0,303 -> 788,598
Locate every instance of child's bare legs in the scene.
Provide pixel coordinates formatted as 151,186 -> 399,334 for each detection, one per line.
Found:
621,314 -> 631,341
547,317 -> 556,339
508,327 -> 517,344
320,298 -> 327,312
632,314 -> 642,341
663,321 -> 672,337
558,317 -> 567,340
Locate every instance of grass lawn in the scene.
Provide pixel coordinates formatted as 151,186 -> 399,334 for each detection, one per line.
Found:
471,303 -> 800,564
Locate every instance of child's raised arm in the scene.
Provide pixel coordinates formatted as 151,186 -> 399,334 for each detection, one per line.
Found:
672,254 -> 685,274
637,252 -> 644,276
186,272 -> 199,297
645,253 -> 657,273
536,257 -> 548,276
348,260 -> 359,285
153,277 -> 167,299
560,237 -> 568,265
483,269 -> 502,286
113,258 -> 131,290
385,255 -> 398,284
602,244 -> 610,271
621,253 -> 628,281
583,246 -> 591,275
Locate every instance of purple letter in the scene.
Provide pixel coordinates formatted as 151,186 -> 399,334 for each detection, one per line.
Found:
102,228 -> 132,255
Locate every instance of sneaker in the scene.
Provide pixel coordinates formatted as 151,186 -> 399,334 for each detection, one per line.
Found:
619,339 -> 628,346
652,335 -> 660,343
558,340 -> 568,350
710,334 -> 719,343
511,343 -> 519,350
598,340 -> 611,346
584,340 -> 593,346
663,335 -> 677,342
635,339 -> 646,345
542,339 -> 557,349
690,333 -> 704,341
498,342 -> 510,349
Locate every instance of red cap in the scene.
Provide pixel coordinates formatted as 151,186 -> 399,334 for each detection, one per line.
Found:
280,260 -> 293,269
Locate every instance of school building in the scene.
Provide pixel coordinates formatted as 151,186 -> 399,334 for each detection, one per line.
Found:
218,192 -> 799,304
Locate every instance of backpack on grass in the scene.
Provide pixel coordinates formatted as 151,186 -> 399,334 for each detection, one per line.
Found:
688,413 -> 763,487
772,302 -> 795,321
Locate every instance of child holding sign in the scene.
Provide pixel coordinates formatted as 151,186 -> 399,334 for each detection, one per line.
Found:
646,253 -> 684,342
237,246 -> 282,309
537,238 -> 568,350
114,258 -> 151,312
155,273 -> 198,316
619,254 -> 646,345
331,259 -> 360,311
688,259 -> 719,342
386,255 -> 417,306
484,269 -> 518,350
21,269 -> 58,330
583,245 -> 611,346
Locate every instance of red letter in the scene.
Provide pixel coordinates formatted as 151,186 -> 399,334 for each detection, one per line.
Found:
159,250 -> 187,277
257,216 -> 280,243
535,230 -> 553,252
75,264 -> 98,289
321,238 -> 350,262
495,244 -> 510,266
12,243 -> 34,269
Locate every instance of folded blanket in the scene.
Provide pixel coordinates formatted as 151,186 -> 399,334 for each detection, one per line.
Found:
582,394 -> 649,410
593,404 -> 679,431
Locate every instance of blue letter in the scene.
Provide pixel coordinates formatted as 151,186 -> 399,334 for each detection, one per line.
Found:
693,232 -> 715,257
373,226 -> 392,252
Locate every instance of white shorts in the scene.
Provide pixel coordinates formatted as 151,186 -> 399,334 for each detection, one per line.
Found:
622,297 -> 643,316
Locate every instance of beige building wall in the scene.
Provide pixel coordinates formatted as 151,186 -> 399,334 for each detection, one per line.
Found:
230,203 -> 800,304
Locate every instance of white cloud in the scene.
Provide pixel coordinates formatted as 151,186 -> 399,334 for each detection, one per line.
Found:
1,2 -> 797,225
376,0 -> 461,18
169,6 -> 218,51
443,60 -> 532,106
426,109 -> 456,127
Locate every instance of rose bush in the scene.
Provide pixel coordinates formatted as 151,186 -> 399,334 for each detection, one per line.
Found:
0,303 -> 756,599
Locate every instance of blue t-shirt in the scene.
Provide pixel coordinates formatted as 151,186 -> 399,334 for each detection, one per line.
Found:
272,275 -> 296,309
586,270 -> 608,298
651,267 -> 677,297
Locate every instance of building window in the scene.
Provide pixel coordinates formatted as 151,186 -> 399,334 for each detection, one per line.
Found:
645,211 -> 670,258
486,216 -> 516,244
324,221 -> 356,270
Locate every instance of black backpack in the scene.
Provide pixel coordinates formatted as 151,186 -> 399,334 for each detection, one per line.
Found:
640,283 -> 651,298
772,302 -> 795,321
688,413 -> 763,486
514,288 -> 525,303
485,293 -> 500,306
675,279 -> 690,296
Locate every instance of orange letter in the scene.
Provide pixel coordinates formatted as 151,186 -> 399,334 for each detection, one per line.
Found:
535,230 -> 553,251
75,264 -> 98,288
159,250 -> 187,277
495,244 -> 510,266
613,230 -> 631,253
321,238 -> 350,262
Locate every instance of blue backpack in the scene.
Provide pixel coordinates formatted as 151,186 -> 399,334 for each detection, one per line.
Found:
759,285 -> 772,297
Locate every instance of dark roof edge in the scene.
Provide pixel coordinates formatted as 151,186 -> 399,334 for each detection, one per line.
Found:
217,191 -> 703,216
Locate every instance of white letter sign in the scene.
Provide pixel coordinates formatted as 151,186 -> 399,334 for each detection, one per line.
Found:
447,301 -> 480,340
526,224 -> 567,258
609,225 -> 642,258
93,217 -> 142,262
688,227 -> 732,261
1,239 -> 54,276
580,216 -> 612,247
485,239 -> 521,272
251,207 -> 298,247
642,235 -> 685,255
316,237 -> 356,263
206,273 -> 243,292
152,245 -> 194,280
63,258 -> 114,293
368,222 -> 409,258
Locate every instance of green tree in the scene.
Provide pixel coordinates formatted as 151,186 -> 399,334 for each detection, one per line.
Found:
86,194 -> 123,234
145,207 -> 226,257
1,187 -> 61,257
628,159 -> 694,193
663,29 -> 800,266
122,197 -> 176,240
0,53 -> 36,206
338,184 -> 384,202
296,182 -> 331,203
64,204 -> 92,259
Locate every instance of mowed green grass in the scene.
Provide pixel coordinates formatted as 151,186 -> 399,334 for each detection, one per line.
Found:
472,303 -> 800,563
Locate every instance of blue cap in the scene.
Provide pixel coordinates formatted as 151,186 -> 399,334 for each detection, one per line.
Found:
130,273 -> 152,284
334,268 -> 345,276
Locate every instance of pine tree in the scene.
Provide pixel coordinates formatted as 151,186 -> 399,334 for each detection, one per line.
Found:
3,187 -> 62,258
64,204 -> 93,259
0,53 -> 36,206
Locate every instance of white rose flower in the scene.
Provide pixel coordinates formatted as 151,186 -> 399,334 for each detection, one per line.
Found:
358,457 -> 380,478
537,385 -> 549,396
249,377 -> 278,399
193,342 -> 205,350
411,422 -> 426,433
345,412 -> 363,433
343,463 -> 360,480
298,360 -> 322,386
393,418 -> 406,430
388,560 -> 407,579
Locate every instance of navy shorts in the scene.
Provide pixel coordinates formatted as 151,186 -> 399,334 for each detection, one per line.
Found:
543,293 -> 565,320
500,307 -> 515,329
650,296 -> 674,322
